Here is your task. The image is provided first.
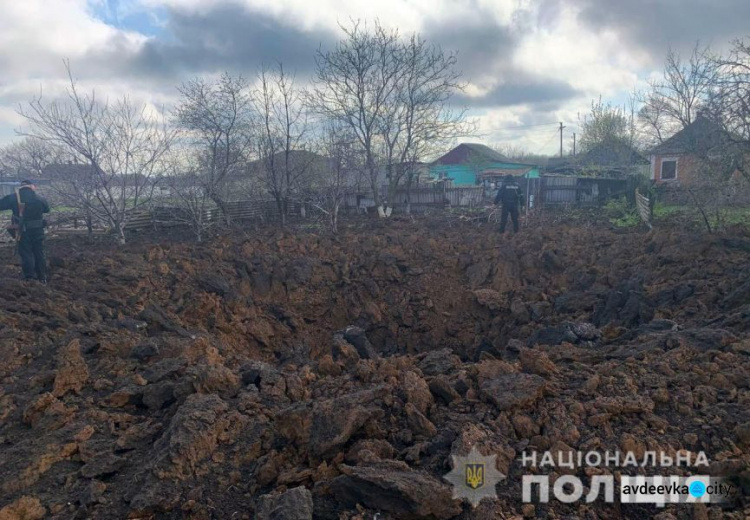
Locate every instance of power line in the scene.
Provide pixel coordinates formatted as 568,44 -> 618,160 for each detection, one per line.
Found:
534,128 -> 562,156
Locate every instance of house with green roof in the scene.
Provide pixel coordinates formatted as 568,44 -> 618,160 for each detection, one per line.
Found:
429,143 -> 540,186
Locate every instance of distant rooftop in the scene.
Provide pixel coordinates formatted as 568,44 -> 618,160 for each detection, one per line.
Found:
433,143 -> 510,165
649,114 -> 732,156
577,139 -> 648,167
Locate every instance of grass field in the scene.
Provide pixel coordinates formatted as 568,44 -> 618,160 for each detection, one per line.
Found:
606,196 -> 750,230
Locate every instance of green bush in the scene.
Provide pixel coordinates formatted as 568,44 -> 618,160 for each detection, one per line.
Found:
650,203 -> 750,231
652,203 -> 685,218
604,196 -> 640,228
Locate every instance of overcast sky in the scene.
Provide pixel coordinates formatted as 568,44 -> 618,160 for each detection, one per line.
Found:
1,0 -> 748,155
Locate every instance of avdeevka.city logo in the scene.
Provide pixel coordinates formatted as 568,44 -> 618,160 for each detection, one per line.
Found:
443,446 -> 506,507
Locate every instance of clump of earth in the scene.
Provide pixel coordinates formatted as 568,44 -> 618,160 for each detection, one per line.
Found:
0,216 -> 749,519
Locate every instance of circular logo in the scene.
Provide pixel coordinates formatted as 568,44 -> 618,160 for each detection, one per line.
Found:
689,481 -> 706,498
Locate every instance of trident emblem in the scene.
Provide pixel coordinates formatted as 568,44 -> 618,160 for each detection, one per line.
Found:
466,463 -> 485,489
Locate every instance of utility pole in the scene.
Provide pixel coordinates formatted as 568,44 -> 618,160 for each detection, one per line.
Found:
559,122 -> 566,158
573,133 -> 576,157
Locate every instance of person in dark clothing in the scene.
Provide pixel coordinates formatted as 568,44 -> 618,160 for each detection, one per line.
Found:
493,174 -> 524,234
0,180 -> 51,283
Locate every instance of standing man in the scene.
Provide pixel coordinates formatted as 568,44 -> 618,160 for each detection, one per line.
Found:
494,174 -> 524,234
1,180 -> 51,283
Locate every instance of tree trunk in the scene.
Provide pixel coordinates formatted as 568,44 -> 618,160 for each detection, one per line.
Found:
387,179 -> 398,215
85,210 -> 93,242
194,210 -> 204,243
368,160 -> 381,208
114,221 -> 126,245
274,196 -> 285,226
405,173 -> 414,215
331,203 -> 339,234
210,193 -> 231,226
687,187 -> 713,233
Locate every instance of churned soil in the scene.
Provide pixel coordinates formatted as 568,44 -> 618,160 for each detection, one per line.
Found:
0,215 -> 749,519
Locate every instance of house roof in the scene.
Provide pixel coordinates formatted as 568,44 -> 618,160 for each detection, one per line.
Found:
478,167 -> 534,178
0,177 -> 52,185
245,150 -> 332,171
577,140 -> 649,167
42,164 -> 165,186
432,143 -> 509,165
42,163 -> 95,178
649,114 -> 731,156
240,150 -> 345,189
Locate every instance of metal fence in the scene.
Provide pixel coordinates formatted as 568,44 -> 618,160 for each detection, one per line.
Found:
123,200 -> 303,230
340,186 -> 485,213
380,186 -> 484,207
1,200 -> 304,240
100,189 -> 484,232
536,176 -> 629,205
0,178 -> 633,241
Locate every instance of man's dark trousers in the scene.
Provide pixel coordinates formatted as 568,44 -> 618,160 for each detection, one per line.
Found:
18,228 -> 47,281
500,204 -> 519,233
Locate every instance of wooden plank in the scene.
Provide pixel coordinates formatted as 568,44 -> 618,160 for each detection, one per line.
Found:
635,189 -> 652,229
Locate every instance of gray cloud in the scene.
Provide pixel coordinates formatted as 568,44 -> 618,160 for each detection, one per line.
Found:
422,11 -> 522,80
423,8 -> 579,110
0,89 -> 33,107
0,0 -> 601,147
123,3 -> 338,80
540,0 -> 750,58
455,77 -> 580,108
0,2 -> 342,135
119,2 -> 581,111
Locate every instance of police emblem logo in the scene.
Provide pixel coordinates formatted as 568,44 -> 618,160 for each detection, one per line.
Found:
465,463 -> 484,489
444,446 -> 506,507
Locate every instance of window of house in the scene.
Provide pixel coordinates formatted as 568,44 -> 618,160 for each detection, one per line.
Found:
661,159 -> 677,180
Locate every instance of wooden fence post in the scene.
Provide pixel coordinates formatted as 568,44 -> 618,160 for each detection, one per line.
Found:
635,188 -> 653,229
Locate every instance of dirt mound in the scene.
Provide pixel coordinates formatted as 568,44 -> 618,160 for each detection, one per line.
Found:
0,218 -> 749,519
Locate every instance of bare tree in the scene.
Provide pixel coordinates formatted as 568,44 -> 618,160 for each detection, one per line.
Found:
716,39 -> 750,136
638,43 -> 720,146
311,21 -> 470,215
310,21 -> 404,209
42,161 -> 99,236
381,33 -> 471,212
253,64 -> 314,226
0,137 -> 66,180
676,154 -> 750,233
160,144 -> 217,242
304,121 -> 363,233
174,73 -> 253,224
710,38 -> 750,180
18,62 -> 173,244
635,40 -> 750,230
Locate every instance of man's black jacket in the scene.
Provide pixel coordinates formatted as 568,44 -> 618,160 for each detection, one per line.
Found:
494,179 -> 524,207
0,187 -> 51,222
